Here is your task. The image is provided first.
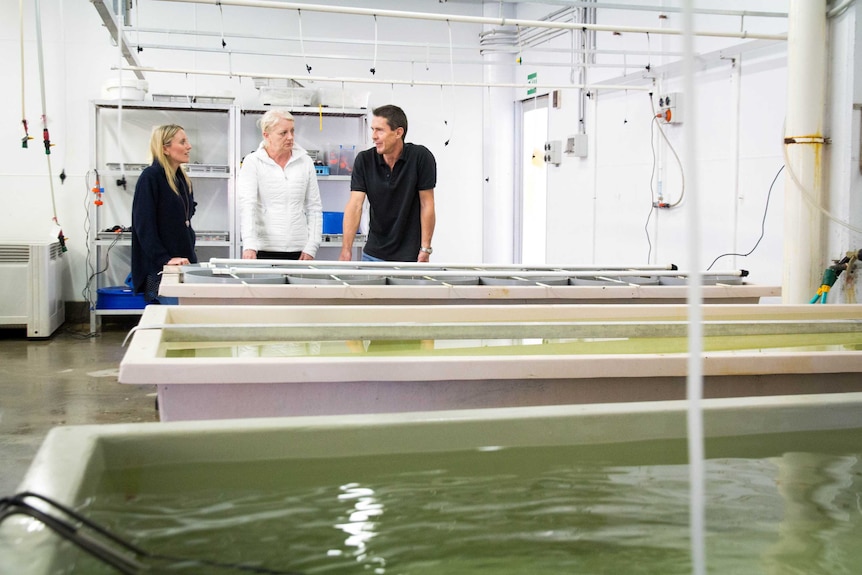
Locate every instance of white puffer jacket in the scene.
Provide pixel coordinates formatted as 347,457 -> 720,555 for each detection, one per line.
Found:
237,142 -> 323,255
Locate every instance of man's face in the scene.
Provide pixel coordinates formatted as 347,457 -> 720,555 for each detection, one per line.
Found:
370,115 -> 403,156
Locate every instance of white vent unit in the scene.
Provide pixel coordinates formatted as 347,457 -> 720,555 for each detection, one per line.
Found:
0,241 -> 66,338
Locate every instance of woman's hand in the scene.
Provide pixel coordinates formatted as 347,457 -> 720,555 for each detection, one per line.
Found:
242,249 -> 258,260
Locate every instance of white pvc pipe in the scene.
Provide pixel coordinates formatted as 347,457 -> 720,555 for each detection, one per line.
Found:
126,26 -> 690,57
157,0 -> 788,41
782,0 -> 827,303
517,1 -> 788,20
730,57 -> 742,268
119,64 -> 652,91
682,0 -> 706,573
481,3 -> 516,264
128,41 -> 660,70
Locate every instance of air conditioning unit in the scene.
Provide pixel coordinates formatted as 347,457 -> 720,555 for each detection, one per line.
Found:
0,241 -> 66,338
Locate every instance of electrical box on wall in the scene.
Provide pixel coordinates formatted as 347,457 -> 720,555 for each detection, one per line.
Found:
565,134 -> 588,158
657,92 -> 683,124
543,140 -> 562,166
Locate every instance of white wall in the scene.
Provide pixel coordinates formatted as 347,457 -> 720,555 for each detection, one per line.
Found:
0,0 -> 486,302
517,3 -> 790,289
2,0 -> 860,303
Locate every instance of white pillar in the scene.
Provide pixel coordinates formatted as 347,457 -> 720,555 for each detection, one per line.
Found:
482,3 -> 516,264
782,0 -> 827,303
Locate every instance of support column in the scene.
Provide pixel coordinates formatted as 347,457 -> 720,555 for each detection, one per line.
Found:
481,2 -> 516,264
782,0 -> 827,303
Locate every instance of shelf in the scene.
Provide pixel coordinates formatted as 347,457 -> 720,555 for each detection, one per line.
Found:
320,235 -> 366,248
99,169 -> 231,179
241,106 -> 368,118
92,99 -> 233,113
93,308 -> 145,316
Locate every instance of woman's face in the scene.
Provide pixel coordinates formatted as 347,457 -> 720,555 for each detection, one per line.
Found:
163,129 -> 191,167
264,118 -> 295,155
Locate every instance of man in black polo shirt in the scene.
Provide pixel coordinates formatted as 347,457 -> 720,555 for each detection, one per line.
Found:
339,105 -> 437,262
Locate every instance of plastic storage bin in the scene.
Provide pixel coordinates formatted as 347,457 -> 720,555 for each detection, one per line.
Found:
338,145 -> 356,176
96,286 -> 147,310
323,212 -> 344,234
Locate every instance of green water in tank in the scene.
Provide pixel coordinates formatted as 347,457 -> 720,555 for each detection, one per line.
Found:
61,428 -> 862,574
162,332 -> 862,358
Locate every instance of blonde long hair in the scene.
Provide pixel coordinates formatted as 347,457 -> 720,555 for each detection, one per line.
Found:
149,124 -> 192,195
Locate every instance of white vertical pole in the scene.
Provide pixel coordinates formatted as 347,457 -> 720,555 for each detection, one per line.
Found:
730,57 -> 742,267
482,5 -> 516,264
682,0 -> 706,574
783,0 -> 827,303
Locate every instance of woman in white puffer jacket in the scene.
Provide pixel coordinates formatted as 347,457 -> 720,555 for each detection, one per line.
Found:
237,109 -> 323,260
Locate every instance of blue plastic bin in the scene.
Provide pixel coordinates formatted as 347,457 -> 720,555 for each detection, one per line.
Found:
322,212 -> 344,234
96,286 -> 147,310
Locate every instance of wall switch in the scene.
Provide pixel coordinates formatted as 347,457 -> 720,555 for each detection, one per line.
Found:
543,140 -> 562,166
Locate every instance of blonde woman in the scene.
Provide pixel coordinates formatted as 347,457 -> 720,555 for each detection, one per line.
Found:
238,109 -> 322,260
131,124 -> 198,303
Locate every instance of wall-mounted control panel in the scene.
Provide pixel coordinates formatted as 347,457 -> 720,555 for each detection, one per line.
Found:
657,93 -> 683,124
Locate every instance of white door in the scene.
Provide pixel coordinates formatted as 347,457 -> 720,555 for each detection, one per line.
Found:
515,95 -> 549,265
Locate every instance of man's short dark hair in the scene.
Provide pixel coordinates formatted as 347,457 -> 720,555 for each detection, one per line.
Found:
373,105 -> 408,140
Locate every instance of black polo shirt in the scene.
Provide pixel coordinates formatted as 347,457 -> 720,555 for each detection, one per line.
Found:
351,142 -> 436,261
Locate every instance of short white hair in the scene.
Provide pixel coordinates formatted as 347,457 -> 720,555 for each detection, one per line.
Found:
258,109 -> 295,146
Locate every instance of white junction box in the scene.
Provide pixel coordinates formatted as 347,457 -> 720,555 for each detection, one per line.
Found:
657,92 -> 683,124
566,134 -> 588,158
543,140 -> 562,166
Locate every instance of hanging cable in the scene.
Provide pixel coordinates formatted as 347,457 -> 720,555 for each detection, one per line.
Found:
649,94 -> 685,207
58,0 -> 67,184
569,17 -> 576,84
19,0 -> 32,148
782,141 -> 862,235
444,19 -> 455,146
297,9 -> 311,73
643,103 -> 663,263
515,24 -> 523,65
135,0 -> 143,53
0,492 -> 303,574
370,14 -> 378,75
34,0 -> 66,251
622,54 -> 629,124
706,165 -> 784,270
217,0 -> 227,47
115,1 -> 127,191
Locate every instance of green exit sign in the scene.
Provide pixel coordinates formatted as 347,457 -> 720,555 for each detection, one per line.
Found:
527,72 -> 537,95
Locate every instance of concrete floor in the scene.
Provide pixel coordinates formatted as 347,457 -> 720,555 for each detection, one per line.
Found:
0,317 -> 158,495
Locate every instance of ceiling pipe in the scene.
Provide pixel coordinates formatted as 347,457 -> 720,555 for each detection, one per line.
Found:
128,42 -> 650,70
117,64 -> 652,91
455,0 -> 788,20
156,0 -> 787,41
125,26 -> 686,58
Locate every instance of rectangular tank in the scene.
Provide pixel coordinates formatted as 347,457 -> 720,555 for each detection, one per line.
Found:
3,393 -> 862,574
119,303 -> 862,421
158,261 -> 780,305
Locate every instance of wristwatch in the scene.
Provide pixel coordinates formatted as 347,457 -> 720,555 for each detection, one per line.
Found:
419,246 -> 433,254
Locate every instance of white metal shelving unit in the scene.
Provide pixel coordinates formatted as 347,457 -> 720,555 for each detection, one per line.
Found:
88,100 -> 236,331
236,106 -> 369,258
87,101 -> 373,331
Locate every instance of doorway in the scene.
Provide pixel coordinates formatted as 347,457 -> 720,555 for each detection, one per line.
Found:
515,95 -> 549,265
